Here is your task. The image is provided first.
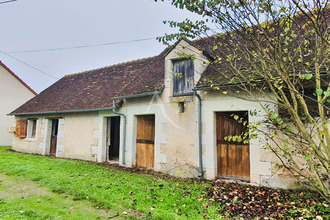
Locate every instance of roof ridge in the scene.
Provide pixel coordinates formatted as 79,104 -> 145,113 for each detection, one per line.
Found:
65,55 -> 160,77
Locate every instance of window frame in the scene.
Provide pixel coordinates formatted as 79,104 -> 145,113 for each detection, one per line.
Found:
172,59 -> 194,97
26,119 -> 38,140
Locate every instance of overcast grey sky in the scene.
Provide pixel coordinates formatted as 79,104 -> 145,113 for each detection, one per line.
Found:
0,0 -> 202,93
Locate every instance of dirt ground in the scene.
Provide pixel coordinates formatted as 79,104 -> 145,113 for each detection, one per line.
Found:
0,174 -> 117,219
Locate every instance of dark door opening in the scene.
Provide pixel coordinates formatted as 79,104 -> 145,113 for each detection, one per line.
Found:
107,117 -> 120,161
50,119 -> 59,156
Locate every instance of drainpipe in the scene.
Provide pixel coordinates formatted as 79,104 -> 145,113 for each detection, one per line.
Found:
194,91 -> 203,179
112,99 -> 127,165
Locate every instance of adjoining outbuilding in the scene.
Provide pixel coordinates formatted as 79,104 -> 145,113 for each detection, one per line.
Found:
0,61 -> 36,146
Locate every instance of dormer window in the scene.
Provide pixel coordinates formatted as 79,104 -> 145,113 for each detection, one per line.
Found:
173,59 -> 194,96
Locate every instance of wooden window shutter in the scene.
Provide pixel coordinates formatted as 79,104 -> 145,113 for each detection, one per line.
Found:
173,59 -> 194,96
15,119 -> 27,138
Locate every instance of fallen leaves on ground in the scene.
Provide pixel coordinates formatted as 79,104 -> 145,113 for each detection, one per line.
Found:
206,181 -> 329,219
99,163 -> 329,219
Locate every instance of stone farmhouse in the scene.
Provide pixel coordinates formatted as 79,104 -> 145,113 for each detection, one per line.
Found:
11,11 -> 327,188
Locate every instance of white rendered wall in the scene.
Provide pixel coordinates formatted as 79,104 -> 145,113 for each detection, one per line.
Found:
0,65 -> 35,145
13,112 -> 99,161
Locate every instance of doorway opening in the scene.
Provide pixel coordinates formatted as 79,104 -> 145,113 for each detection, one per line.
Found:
106,116 -> 120,161
49,119 -> 59,156
136,115 -> 155,168
216,111 -> 250,180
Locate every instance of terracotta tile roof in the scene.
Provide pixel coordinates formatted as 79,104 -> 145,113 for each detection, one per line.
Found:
11,10 -> 328,115
192,9 -> 330,88
11,54 -> 166,115
191,36 -> 236,88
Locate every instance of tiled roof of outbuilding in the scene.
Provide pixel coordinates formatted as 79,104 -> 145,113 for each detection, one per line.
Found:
192,9 -> 330,88
10,53 -> 166,115
11,9 -> 328,115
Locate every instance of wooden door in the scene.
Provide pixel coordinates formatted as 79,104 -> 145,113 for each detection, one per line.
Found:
136,115 -> 155,168
50,119 -> 59,156
216,112 -> 250,178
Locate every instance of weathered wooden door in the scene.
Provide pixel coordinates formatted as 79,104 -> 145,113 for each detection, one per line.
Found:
50,119 -> 59,156
136,115 -> 155,168
216,112 -> 250,178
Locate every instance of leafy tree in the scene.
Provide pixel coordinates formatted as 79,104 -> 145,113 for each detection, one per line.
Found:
156,0 -> 329,199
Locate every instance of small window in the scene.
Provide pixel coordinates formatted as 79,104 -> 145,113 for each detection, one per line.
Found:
27,119 -> 37,139
173,59 -> 194,96
178,102 -> 185,113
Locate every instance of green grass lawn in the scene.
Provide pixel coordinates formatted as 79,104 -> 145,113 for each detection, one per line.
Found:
0,147 -> 220,219
0,146 -> 328,219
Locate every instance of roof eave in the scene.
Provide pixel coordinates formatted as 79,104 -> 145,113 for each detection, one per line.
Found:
194,81 -> 267,91
112,90 -> 162,100
9,107 -> 114,116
